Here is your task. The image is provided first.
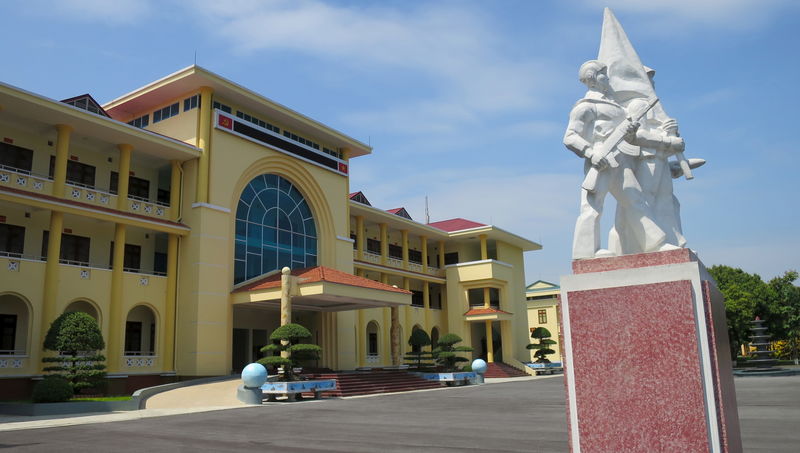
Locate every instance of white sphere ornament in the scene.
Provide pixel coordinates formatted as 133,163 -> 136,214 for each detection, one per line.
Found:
241,362 -> 267,388
471,359 -> 488,375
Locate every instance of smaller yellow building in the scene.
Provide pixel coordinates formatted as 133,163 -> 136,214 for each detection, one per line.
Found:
525,280 -> 561,362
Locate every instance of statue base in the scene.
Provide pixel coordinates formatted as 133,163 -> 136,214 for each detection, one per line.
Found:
560,249 -> 742,452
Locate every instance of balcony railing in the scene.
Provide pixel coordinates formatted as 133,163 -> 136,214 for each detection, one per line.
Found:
354,250 -> 443,277
0,165 -> 52,194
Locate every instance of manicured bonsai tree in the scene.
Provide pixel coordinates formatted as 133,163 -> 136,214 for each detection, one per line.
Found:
527,327 -> 557,363
404,328 -> 434,369
258,323 -> 321,381
42,312 -> 106,394
432,333 -> 473,371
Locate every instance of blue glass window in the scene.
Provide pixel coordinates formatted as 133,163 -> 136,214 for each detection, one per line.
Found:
233,174 -> 317,284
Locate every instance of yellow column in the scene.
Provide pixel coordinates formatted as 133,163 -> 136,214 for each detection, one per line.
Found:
403,277 -> 412,343
379,223 -> 388,265
438,240 -> 445,268
116,144 -> 132,210
486,320 -> 494,363
163,233 -> 178,371
169,160 -> 181,222
382,307 -> 390,366
423,281 -> 431,332
40,211 -> 64,348
401,230 -> 409,270
196,86 -> 213,204
479,234 -> 488,260
484,287 -> 491,308
356,268 -> 365,278
108,223 -> 127,372
356,216 -> 364,260
52,125 -> 72,197
357,308 -> 365,367
421,236 -> 428,273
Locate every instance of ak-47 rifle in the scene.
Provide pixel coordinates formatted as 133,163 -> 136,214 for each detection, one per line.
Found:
582,96 -> 660,193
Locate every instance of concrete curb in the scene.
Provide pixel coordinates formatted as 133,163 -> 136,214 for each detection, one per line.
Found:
0,399 -> 138,416
132,375 -> 240,409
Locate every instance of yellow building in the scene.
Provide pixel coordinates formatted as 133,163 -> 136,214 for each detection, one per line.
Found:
0,66 -> 540,398
525,280 -> 562,362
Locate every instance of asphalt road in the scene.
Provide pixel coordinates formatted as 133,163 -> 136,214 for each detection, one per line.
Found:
1,375 -> 798,452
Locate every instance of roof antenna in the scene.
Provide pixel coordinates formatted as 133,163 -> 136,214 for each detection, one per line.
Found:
194,51 -> 197,66
425,196 -> 430,224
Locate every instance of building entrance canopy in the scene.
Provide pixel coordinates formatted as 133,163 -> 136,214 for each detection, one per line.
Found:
231,266 -> 411,312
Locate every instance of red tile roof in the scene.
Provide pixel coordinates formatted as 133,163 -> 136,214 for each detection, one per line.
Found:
463,307 -> 512,316
233,266 -> 411,294
386,208 -> 403,214
428,218 -> 487,232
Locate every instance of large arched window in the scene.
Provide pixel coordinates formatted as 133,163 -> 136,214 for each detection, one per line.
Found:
234,174 -> 317,284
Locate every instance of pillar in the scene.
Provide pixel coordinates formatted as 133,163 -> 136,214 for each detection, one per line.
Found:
379,223 -> 388,265
486,320 -> 494,363
196,86 -> 213,204
401,230 -> 409,269
169,160 -> 181,222
116,144 -> 132,210
107,223 -> 127,372
163,233 -> 179,371
51,125 -> 72,197
391,306 -> 400,365
480,234 -> 488,260
357,308 -> 365,367
421,236 -> 428,273
356,216 -> 364,260
483,287 -> 491,308
280,267 -> 292,359
438,240 -> 445,268
423,281 -> 431,332
40,211 -> 64,353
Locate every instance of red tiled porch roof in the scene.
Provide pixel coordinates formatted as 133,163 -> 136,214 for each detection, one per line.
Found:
464,307 -> 512,317
428,218 -> 487,232
233,266 -> 411,294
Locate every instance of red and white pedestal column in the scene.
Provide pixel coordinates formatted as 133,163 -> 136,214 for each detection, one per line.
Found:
560,249 -> 742,452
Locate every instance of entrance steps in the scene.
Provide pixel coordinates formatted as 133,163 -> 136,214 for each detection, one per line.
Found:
483,362 -> 528,378
301,370 -> 442,397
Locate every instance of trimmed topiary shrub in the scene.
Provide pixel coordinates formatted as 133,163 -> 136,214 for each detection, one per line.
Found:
258,323 -> 321,381
527,327 -> 557,363
432,333 -> 473,371
404,328 -> 434,369
32,376 -> 74,403
42,312 -> 106,393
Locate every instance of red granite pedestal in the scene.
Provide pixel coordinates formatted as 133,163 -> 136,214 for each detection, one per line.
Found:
560,249 -> 742,452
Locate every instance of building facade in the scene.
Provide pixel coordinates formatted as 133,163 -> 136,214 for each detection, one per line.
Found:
0,66 -> 540,398
525,280 -> 562,362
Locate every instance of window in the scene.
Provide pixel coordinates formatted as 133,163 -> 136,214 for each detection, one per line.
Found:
368,333 -> 378,355
236,110 -> 279,133
152,102 -> 179,123
408,249 -> 422,264
538,309 -> 547,324
109,242 -> 142,271
125,321 -> 142,353
0,224 -> 25,256
366,238 -> 381,254
388,244 -> 402,260
233,174 -> 317,284
411,290 -> 423,307
42,231 -> 90,265
110,172 -> 150,199
350,233 -> 357,249
183,94 -> 200,112
127,114 -> 149,128
49,156 -> 96,187
213,101 -> 232,114
444,252 -> 459,265
154,252 -> 167,275
0,314 -> 17,352
157,188 -> 170,205
0,142 -> 34,173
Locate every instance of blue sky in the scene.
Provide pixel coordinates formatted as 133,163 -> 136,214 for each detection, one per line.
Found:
2,0 -> 798,284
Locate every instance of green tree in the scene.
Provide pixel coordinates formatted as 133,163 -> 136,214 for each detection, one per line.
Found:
767,271 -> 800,364
527,327 -> 557,363
404,328 -> 434,369
258,323 -> 321,381
432,333 -> 473,371
42,312 -> 106,393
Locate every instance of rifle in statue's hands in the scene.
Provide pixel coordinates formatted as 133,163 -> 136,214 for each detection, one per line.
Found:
581,97 -> 660,193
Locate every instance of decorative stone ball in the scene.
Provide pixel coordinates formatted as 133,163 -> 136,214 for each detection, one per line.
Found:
241,363 -> 267,388
471,359 -> 488,375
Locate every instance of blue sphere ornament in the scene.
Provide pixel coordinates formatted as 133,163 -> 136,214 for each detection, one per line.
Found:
241,363 -> 267,388
471,359 -> 488,375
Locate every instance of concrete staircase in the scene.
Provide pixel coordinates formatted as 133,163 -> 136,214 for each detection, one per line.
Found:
301,370 -> 442,397
483,362 -> 529,378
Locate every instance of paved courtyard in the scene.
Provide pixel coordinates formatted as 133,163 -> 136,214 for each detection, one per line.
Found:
1,374 -> 799,452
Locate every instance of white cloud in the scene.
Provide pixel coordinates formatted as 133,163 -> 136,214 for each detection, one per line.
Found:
587,0 -> 796,30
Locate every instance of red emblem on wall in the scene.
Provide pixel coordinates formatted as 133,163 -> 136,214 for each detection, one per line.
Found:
218,115 -> 233,129
338,162 -> 348,174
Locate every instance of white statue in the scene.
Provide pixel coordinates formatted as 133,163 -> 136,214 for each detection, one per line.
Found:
564,8 -> 703,260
